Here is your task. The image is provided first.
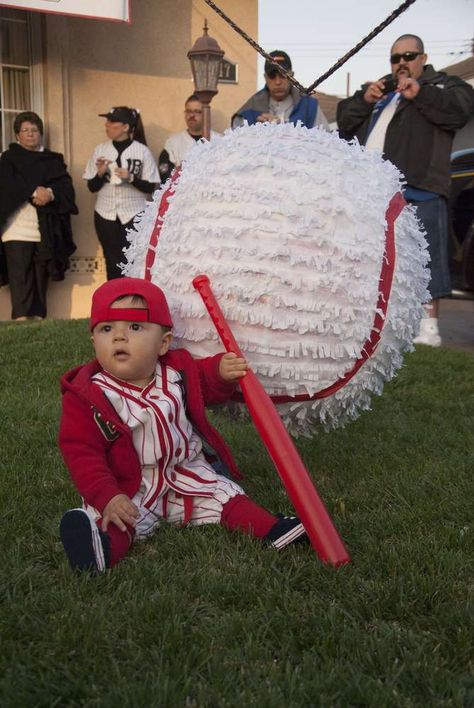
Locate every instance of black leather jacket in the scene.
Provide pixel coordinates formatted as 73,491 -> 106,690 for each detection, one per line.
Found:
337,65 -> 474,198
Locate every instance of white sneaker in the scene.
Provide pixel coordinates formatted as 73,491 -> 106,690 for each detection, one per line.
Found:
414,317 -> 442,347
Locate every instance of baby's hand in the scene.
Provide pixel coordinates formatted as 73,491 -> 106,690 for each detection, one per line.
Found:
219,352 -> 249,381
102,494 -> 139,532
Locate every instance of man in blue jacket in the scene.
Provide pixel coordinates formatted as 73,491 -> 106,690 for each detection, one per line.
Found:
232,50 -> 328,130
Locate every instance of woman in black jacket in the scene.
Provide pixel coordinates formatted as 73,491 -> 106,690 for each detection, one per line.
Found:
0,111 -> 77,320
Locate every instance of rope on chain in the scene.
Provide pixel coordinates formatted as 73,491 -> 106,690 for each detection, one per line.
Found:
203,0 -> 417,95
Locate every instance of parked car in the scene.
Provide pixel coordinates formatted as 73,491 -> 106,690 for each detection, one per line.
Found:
449,147 -> 474,296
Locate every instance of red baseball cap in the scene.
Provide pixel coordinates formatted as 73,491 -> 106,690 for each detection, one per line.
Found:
90,277 -> 173,331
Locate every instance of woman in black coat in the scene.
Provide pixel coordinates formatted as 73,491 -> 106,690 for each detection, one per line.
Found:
0,111 -> 77,320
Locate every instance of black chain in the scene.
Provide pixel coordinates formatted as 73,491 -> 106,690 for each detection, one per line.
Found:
203,0 -> 417,95
305,0 -> 417,93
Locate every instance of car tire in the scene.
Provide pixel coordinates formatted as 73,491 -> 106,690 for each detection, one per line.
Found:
462,219 -> 474,291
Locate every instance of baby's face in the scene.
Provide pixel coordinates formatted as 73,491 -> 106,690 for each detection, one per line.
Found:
92,297 -> 172,388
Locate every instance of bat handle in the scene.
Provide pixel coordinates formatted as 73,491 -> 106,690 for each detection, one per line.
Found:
192,275 -> 243,356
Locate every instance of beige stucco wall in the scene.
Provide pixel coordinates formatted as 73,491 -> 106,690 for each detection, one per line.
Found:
0,0 -> 257,320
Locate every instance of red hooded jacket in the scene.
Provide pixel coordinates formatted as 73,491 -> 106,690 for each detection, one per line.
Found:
58,349 -> 242,514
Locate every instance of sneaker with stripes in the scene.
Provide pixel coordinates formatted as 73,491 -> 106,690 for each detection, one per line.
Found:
264,514 -> 308,550
60,509 -> 110,573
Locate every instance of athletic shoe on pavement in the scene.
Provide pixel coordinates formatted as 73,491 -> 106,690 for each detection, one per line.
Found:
414,317 -> 442,347
413,331 -> 442,347
264,514 -> 308,550
60,509 -> 110,573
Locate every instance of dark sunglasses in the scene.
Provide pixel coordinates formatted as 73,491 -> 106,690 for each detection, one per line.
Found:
390,51 -> 423,64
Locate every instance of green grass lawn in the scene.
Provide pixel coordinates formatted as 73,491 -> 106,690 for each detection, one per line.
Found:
1,318 -> 473,707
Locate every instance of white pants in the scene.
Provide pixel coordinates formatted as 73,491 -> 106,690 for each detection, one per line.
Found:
85,474 -> 245,541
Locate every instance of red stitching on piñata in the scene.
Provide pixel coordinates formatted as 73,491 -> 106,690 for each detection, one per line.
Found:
144,169 -> 181,281
267,191 -> 405,403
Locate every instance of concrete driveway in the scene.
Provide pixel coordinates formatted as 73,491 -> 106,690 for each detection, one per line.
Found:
438,296 -> 474,354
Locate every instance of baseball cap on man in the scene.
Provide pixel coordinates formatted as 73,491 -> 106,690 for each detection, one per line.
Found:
98,106 -> 138,127
90,277 -> 173,331
264,50 -> 292,77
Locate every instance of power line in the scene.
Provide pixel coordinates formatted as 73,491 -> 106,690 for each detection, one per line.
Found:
282,50 -> 472,58
269,51 -> 472,59
262,39 -> 472,44
260,40 -> 472,49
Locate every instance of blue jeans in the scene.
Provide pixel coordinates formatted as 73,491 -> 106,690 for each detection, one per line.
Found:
407,196 -> 451,300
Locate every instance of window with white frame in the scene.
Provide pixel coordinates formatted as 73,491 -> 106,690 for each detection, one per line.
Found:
0,8 -> 43,152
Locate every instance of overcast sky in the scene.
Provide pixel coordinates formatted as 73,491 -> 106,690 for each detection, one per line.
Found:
258,0 -> 473,96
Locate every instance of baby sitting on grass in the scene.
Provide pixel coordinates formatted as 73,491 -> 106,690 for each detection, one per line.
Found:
59,277 -> 307,572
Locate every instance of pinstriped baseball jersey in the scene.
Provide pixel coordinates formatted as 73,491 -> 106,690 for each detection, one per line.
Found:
91,364 -> 220,508
164,130 -> 219,167
83,140 -> 159,223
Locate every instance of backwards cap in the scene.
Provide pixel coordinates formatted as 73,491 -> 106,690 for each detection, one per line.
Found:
90,277 -> 173,331
264,50 -> 292,76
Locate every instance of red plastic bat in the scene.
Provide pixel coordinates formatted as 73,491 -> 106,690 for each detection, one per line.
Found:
193,274 -> 350,566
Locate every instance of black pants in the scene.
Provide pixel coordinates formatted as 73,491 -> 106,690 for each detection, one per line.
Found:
3,241 -> 48,319
94,212 -> 134,280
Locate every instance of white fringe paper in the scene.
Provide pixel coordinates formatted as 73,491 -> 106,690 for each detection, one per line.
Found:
124,123 -> 430,437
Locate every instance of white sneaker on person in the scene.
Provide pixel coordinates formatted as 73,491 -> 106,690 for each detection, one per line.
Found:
413,317 -> 442,347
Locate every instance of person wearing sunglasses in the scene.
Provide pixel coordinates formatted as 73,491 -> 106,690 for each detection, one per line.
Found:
231,50 -> 328,130
158,94 -> 219,184
337,34 -> 474,347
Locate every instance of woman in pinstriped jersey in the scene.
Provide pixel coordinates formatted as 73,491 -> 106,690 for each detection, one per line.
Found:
83,107 -> 159,280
